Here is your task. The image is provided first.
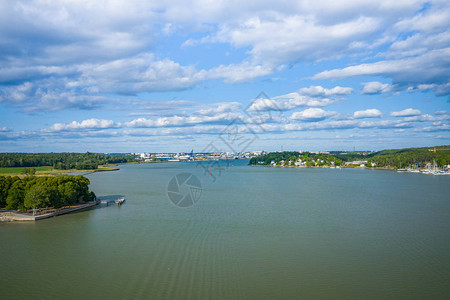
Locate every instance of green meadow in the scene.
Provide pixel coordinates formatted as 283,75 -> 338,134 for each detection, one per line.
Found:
0,166 -> 53,175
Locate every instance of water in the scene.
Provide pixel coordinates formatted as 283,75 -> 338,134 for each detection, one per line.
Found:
1,161 -> 449,299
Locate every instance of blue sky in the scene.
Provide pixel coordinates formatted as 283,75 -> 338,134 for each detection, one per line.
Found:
0,0 -> 449,153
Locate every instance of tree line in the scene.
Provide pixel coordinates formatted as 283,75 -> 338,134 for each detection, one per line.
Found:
0,152 -> 135,170
249,151 -> 343,166
332,146 -> 450,168
250,146 -> 450,169
0,175 -> 96,211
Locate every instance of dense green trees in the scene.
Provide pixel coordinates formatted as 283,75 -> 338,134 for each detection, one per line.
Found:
0,152 -> 134,170
249,146 -> 450,169
22,167 -> 36,175
0,175 -> 96,211
249,151 -> 344,167
332,146 -> 450,168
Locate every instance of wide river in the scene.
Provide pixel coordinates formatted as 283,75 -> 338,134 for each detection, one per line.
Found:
1,160 -> 449,299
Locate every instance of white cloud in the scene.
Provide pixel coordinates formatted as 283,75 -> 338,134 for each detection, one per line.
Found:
76,53 -> 206,93
125,112 -> 240,128
291,108 -> 336,122
390,108 -> 422,117
46,119 -> 117,132
246,85 -> 350,112
207,62 -> 277,83
213,15 -> 381,65
0,79 -> 112,112
403,114 -> 449,122
299,86 -> 353,97
407,83 -> 450,96
435,110 -> 448,115
420,124 -> 450,132
195,102 -> 241,116
1,0 -> 449,116
313,48 -> 450,95
275,93 -> 337,110
361,82 -> 394,94
314,48 -> 450,82
353,109 -> 383,118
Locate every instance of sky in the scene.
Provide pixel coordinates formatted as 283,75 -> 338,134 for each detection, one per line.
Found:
0,0 -> 449,153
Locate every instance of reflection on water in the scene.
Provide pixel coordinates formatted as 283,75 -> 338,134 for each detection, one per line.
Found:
1,161 -> 449,299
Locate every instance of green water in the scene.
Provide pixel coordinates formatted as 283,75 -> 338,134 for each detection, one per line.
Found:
1,161 -> 449,299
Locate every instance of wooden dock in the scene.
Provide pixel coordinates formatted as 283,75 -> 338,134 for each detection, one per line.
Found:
98,197 -> 125,206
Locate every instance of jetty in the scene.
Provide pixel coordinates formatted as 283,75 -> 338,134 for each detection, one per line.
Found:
98,197 -> 125,206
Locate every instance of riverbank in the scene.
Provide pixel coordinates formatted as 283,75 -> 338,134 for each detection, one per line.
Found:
0,201 -> 98,222
0,165 -> 119,177
250,164 -> 395,170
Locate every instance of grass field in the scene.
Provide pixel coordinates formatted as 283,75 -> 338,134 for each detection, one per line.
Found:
0,166 -> 54,174
0,165 -> 119,176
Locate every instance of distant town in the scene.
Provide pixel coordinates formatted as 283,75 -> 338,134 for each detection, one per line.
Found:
131,150 -> 264,162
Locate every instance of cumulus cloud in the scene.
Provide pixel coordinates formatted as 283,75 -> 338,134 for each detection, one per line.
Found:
207,62 -> 277,83
291,108 -> 336,122
246,85 -> 350,112
420,124 -> 450,132
1,0 -> 449,115
390,108 -> 422,117
313,48 -> 450,82
1,0 -> 449,151
76,53 -> 206,93
124,112 -> 240,128
214,15 -> 381,65
45,119 -> 118,132
353,109 -> 383,118
264,119 -> 415,133
361,82 -> 394,94
403,114 -> 449,122
407,83 -> 450,96
195,102 -> 241,116
299,86 -> 353,97
0,80 -> 111,112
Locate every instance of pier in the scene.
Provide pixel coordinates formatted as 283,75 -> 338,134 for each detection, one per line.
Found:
98,197 -> 125,206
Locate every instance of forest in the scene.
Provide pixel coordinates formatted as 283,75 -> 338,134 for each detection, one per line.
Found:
0,175 -> 96,211
331,146 -> 450,168
250,146 -> 450,169
0,152 -> 135,170
249,151 -> 344,167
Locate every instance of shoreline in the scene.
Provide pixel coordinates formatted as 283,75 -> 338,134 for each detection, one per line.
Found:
248,164 -> 449,174
0,201 -> 98,222
250,164 -> 401,171
0,165 -> 120,177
